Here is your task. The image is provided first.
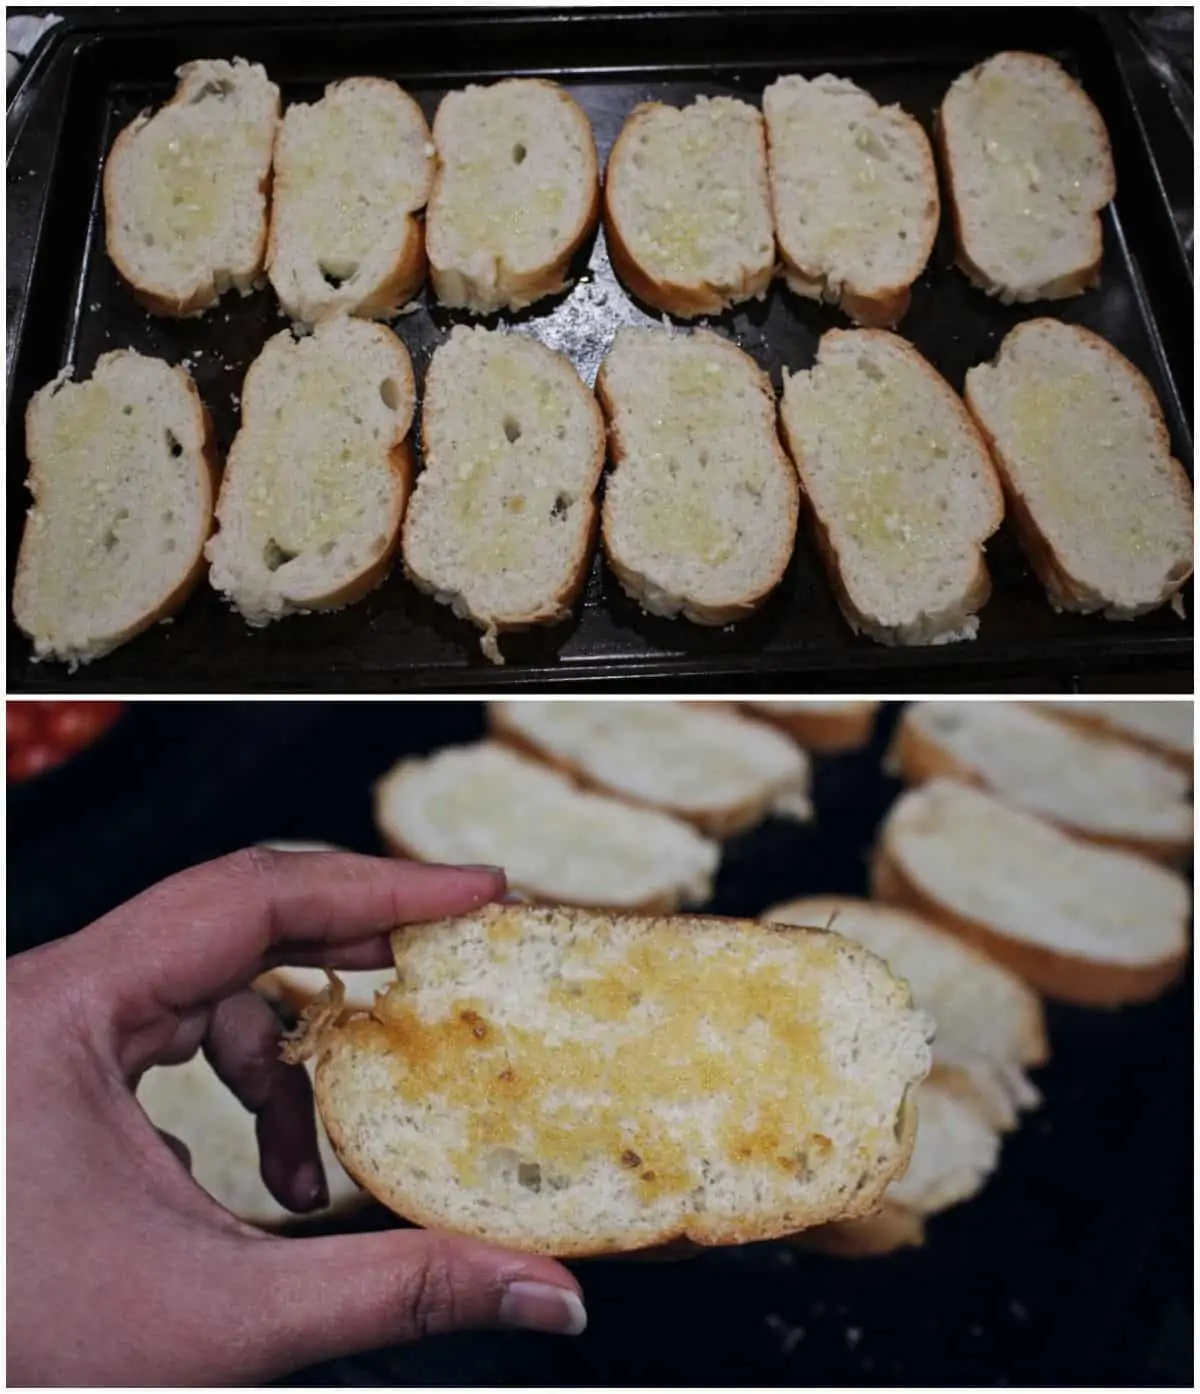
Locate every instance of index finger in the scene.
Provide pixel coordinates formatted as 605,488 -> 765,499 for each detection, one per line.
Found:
77,848 -> 504,1024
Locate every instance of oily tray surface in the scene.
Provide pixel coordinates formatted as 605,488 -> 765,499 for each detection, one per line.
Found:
5,9 -> 1193,691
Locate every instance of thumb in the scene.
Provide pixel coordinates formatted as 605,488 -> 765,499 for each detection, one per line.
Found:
242,1228 -> 586,1378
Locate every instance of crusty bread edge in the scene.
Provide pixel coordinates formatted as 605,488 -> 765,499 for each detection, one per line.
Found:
741,703 -> 879,753
963,319 -> 1194,620
103,72 -> 280,318
602,101 -> 775,319
426,79 -> 600,315
266,77 -> 432,324
13,362 -> 219,665
888,709 -> 1192,865
596,331 -> 800,628
1033,704 -> 1194,775
870,842 -> 1188,1007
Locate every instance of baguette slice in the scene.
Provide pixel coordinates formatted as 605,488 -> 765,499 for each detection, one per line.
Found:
938,51 -> 1116,303
426,79 -> 599,315
373,741 -> 719,913
802,1077 -> 1000,1256
137,1052 -> 363,1228
13,352 -> 217,666
763,74 -> 939,328
891,701 -> 1192,863
873,778 -> 1191,1006
292,903 -> 933,1256
742,701 -> 880,753
764,895 -> 1046,1132
206,318 -> 415,626
104,58 -> 280,316
401,326 -> 605,665
598,327 -> 800,625
964,319 -> 1193,619
603,96 -> 775,318
780,330 -> 1004,645
1031,700 -> 1194,773
267,77 -> 434,324
491,700 -> 812,838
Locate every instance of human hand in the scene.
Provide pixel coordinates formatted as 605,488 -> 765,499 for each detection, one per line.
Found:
6,848 -> 587,1385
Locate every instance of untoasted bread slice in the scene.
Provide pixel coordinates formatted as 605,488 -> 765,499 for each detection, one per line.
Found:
426,79 -> 600,315
780,330 -> 1003,645
206,318 -> 414,626
401,326 -> 605,665
802,1077 -> 1000,1256
598,327 -> 800,625
1031,700 -> 1194,773
891,701 -> 1192,864
374,741 -> 718,913
937,51 -> 1116,303
763,74 -> 939,327
603,96 -> 775,318
873,779 -> 1190,1006
490,700 -> 812,838
104,58 -> 280,316
294,903 -> 932,1256
742,701 -> 881,753
267,77 -> 434,324
964,319 -> 1193,619
764,896 -> 1046,1131
137,1052 -> 363,1228
13,352 -> 217,666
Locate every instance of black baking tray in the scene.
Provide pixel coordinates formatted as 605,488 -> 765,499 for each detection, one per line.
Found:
6,701 -> 1192,1384
6,8 -> 1194,693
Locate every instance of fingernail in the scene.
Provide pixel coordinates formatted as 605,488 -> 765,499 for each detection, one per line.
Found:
498,1282 -> 587,1336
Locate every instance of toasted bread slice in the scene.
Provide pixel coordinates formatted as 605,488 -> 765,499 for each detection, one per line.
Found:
780,330 -> 1003,645
137,1052 -> 363,1228
206,318 -> 414,626
937,51 -> 1116,303
891,701 -> 1192,864
292,903 -> 932,1256
13,352 -> 217,666
873,779 -> 1190,1006
491,700 -> 812,838
1031,700 -> 1194,773
401,326 -> 605,664
426,79 -> 599,315
603,96 -> 775,318
267,77 -> 434,324
802,1077 -> 1000,1256
104,58 -> 280,316
763,74 -> 939,328
964,319 -> 1193,619
764,896 -> 1046,1131
742,701 -> 881,753
597,327 -> 799,625
374,741 -> 718,913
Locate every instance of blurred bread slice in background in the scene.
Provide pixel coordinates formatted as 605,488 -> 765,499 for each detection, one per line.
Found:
1031,700 -> 1194,773
741,701 -> 880,753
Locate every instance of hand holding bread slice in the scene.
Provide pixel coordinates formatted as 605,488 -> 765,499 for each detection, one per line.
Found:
104,58 -> 280,316
288,903 -> 933,1256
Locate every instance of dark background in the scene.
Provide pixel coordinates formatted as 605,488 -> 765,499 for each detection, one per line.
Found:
7,701 -> 1193,1385
5,7 -> 1195,694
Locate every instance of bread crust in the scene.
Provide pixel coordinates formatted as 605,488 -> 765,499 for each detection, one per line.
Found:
488,705 -> 797,839
602,101 -> 774,319
103,63 -> 280,318
266,77 -> 432,323
742,702 -> 879,753
963,320 -> 1194,620
1033,704 -> 1193,775
871,844 -> 1188,1007
781,329 -> 1003,645
426,79 -> 600,314
889,709 -> 1192,866
310,909 -> 929,1257
936,52 -> 1115,305
13,359 -> 218,665
596,331 -> 799,627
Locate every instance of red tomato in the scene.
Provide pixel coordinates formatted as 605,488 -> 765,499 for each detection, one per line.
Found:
43,701 -> 123,752
7,740 -> 62,783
